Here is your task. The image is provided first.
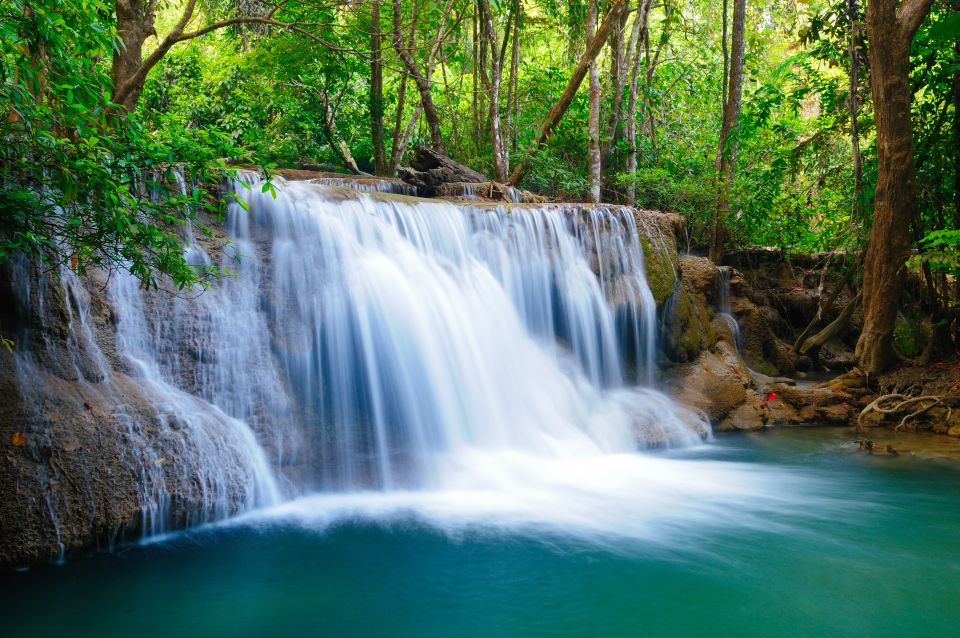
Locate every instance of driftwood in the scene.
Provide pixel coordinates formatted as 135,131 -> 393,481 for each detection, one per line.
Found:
398,146 -> 487,196
798,290 -> 862,358
792,267 -> 856,353
857,393 -> 949,432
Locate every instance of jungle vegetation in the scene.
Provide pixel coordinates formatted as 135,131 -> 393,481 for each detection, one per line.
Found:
1,0 -> 958,373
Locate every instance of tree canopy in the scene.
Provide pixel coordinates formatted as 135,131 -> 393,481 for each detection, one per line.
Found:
1,0 -> 958,369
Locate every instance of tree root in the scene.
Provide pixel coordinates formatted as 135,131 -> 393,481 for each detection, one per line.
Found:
856,393 -> 945,432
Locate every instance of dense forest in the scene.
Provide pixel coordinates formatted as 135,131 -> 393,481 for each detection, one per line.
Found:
1,0 -> 958,375
7,4 -> 960,628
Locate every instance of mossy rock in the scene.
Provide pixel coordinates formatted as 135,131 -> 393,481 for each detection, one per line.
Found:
640,235 -> 678,306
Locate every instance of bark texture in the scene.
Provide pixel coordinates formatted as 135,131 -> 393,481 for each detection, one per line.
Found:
370,0 -> 388,175
391,0 -> 445,151
854,0 -> 933,375
587,0 -> 602,203
709,0 -> 746,264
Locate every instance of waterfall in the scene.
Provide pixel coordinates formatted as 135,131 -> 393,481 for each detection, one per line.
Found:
6,174 -> 710,553
7,256 -> 280,542
210,176 -> 706,491
715,266 -> 742,351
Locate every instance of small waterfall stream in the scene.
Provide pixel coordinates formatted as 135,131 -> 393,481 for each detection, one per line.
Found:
715,266 -> 742,351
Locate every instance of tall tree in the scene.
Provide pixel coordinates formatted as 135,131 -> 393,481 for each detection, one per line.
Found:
847,0 -> 864,222
509,0 -> 630,186
391,0 -> 445,150
478,0 -> 509,181
709,0 -> 746,263
625,0 -> 654,205
370,0 -> 388,175
854,0 -> 934,375
587,0 -> 602,202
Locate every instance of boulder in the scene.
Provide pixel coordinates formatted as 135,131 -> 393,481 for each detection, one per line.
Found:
666,341 -> 752,425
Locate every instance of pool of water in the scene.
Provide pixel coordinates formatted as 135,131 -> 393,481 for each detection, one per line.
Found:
4,428 -> 960,637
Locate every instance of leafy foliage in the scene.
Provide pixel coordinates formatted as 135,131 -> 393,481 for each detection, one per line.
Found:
0,0 -> 253,290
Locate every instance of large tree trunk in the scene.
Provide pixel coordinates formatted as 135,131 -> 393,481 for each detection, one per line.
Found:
112,0 -> 159,112
370,0 -> 388,175
509,0 -> 629,186
709,0 -> 746,264
477,0 -> 508,181
586,0 -> 602,202
854,0 -> 933,376
391,0 -> 444,151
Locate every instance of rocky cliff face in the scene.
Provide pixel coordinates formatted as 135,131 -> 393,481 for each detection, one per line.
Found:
0,256 -> 278,568
1,172 -> 849,568
659,248 -> 860,432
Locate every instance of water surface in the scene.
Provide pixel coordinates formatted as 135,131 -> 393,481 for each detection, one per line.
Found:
4,428 -> 959,637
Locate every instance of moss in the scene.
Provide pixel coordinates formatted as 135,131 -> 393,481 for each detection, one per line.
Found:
751,359 -> 777,376
640,234 -> 678,306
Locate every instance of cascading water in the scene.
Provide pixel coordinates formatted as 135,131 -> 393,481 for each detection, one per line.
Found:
5,173 -> 714,555
715,266 -> 742,351
215,175 -> 706,493
7,255 -> 280,543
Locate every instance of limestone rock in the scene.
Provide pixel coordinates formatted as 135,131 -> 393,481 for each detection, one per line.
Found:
667,341 -> 751,424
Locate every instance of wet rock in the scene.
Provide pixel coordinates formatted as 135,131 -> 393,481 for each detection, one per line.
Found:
661,256 -> 717,363
666,341 -> 751,425
718,394 -> 767,431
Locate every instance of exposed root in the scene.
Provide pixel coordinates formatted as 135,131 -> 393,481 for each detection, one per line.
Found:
857,393 -> 944,432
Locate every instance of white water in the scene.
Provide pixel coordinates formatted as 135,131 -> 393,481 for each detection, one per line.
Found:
213,176 -> 707,494
716,266 -> 742,351
12,175 -> 761,546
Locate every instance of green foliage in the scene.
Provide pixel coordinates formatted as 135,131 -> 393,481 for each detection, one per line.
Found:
1,0 -> 957,301
907,230 -> 960,278
0,0 -> 254,290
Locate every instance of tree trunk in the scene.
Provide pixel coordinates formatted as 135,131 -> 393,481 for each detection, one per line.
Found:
954,0 -> 960,235
586,0 -> 602,202
508,0 -> 629,186
847,0 -> 864,222
391,0 -> 444,151
600,5 -> 632,183
709,0 -> 746,264
507,0 -> 521,156
370,0 -> 387,175
316,87 -> 362,175
854,0 -> 933,376
478,0 -> 508,181
799,291 -> 862,360
112,0 -> 159,112
625,0 -> 653,205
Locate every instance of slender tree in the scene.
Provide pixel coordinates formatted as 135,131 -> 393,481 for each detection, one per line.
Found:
625,0 -> 654,205
587,0 -> 602,202
370,0 -> 388,175
391,0 -> 445,150
478,0 -> 508,181
847,0 -> 864,222
709,0 -> 746,264
508,0 -> 629,186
